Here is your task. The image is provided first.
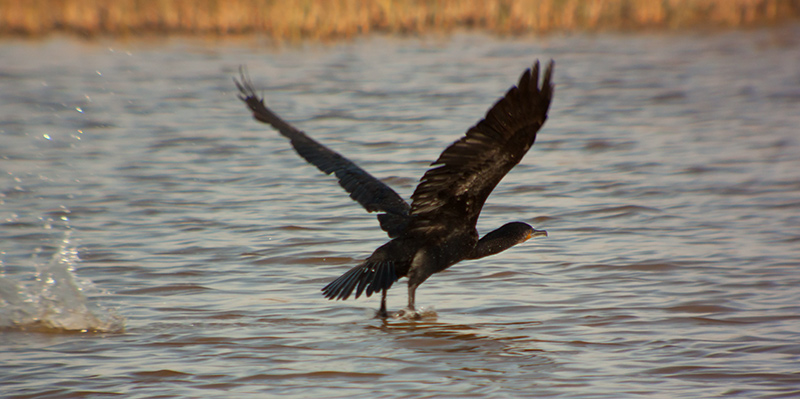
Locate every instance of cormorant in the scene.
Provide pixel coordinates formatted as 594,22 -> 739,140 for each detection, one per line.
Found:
235,60 -> 554,318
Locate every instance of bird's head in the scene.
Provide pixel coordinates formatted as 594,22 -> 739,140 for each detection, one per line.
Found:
469,221 -> 547,260
501,222 -> 547,244
524,227 -> 548,242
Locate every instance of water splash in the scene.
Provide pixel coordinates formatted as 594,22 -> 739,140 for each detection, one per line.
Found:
0,232 -> 125,333
392,306 -> 438,321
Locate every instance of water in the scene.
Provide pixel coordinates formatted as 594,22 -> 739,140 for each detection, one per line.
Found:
2,27 -> 800,398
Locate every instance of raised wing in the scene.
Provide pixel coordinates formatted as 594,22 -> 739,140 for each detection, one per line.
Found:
407,61 -> 554,234
235,68 -> 410,235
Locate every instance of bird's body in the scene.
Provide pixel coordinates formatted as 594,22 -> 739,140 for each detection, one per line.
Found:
236,61 -> 554,318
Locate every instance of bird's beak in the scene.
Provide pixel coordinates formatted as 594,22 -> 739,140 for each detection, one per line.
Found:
526,229 -> 548,241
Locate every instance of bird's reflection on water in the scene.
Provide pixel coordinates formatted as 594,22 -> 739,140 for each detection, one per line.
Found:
373,318 -> 533,348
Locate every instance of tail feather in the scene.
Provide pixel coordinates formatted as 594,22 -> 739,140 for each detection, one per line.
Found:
354,269 -> 370,298
322,261 -> 398,301
335,267 -> 363,300
369,263 -> 385,297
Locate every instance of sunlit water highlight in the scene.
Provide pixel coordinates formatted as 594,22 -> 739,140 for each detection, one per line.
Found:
2,27 -> 800,398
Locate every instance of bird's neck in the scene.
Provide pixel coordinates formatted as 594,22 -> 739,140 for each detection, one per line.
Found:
467,228 -> 521,260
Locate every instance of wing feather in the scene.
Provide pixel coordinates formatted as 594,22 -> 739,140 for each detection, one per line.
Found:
407,61 -> 554,233
235,68 -> 410,235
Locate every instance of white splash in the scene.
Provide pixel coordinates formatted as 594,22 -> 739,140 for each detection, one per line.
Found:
0,232 -> 125,333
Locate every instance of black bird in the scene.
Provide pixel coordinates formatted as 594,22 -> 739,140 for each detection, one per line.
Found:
236,61 -> 554,318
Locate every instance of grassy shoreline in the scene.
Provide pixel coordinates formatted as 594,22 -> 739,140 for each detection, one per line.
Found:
2,0 -> 799,41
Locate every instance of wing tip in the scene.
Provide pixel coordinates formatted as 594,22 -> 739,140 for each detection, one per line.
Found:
233,64 -> 265,114
521,59 -> 555,96
542,59 -> 555,95
234,65 -> 252,98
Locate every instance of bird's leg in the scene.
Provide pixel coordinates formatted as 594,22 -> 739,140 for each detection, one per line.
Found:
376,290 -> 389,318
394,283 -> 421,320
407,283 -> 416,310
396,250 -> 427,320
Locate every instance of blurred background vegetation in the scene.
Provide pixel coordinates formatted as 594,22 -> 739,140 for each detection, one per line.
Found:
2,0 -> 799,41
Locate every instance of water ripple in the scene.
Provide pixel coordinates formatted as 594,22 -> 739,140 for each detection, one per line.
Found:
2,29 -> 800,398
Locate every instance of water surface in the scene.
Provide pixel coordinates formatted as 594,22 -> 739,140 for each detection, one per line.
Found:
2,28 -> 800,398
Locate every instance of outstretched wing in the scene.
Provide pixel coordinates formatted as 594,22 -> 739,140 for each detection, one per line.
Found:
407,60 -> 555,234
235,68 -> 410,236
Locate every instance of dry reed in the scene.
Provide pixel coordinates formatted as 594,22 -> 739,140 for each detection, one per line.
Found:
1,0 -> 798,40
